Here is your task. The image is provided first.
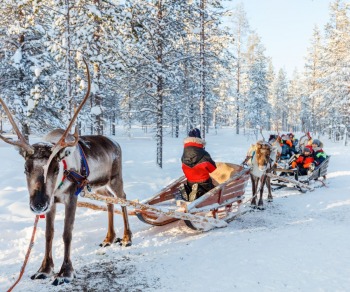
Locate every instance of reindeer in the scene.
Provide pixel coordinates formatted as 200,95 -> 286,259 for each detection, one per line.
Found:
245,140 -> 278,209
0,59 -> 132,286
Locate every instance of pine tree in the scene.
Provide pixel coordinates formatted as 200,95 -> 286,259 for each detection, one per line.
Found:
321,0 -> 350,140
271,69 -> 288,132
245,33 -> 269,135
304,25 -> 324,133
231,3 -> 250,134
0,0 -> 64,137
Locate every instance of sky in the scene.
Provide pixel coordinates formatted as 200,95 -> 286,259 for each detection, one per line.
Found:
225,0 -> 333,77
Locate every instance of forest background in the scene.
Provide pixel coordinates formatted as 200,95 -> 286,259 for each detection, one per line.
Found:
0,0 -> 349,168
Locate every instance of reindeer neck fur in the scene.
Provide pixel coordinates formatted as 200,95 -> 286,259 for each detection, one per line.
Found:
44,130 -> 82,196
44,130 -> 122,197
54,145 -> 81,194
250,154 -> 266,178
269,144 -> 281,165
249,142 -> 272,178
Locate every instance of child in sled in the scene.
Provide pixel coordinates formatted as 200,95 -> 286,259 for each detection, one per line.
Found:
290,147 -> 315,176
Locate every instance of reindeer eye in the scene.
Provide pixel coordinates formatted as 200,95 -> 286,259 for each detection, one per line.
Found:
24,166 -> 29,175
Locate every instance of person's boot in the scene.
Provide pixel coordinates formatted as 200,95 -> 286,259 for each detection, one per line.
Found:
178,184 -> 188,201
189,183 -> 198,202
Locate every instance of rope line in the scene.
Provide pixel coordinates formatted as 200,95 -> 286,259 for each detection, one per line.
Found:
7,215 -> 40,292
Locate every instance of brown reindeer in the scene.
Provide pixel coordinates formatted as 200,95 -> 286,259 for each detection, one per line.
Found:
0,59 -> 132,286
246,140 -> 277,209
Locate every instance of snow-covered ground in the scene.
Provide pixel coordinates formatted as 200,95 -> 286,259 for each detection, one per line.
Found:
0,127 -> 349,292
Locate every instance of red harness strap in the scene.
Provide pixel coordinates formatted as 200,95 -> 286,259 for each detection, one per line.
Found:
57,159 -> 68,189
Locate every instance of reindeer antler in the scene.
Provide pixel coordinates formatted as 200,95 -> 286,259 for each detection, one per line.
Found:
259,127 -> 266,141
0,97 -> 35,155
43,58 -> 91,181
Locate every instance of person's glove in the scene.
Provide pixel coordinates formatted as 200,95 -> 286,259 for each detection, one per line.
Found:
309,163 -> 315,171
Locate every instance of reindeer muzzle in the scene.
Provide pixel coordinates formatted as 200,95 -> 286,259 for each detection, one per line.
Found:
30,192 -> 50,214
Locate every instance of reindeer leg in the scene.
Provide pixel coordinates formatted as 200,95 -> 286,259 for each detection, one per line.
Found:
108,169 -> 132,247
52,195 -> 77,286
250,175 -> 257,207
258,176 -> 267,210
266,175 -> 273,202
31,203 -> 56,280
100,202 -> 117,247
116,205 -> 132,247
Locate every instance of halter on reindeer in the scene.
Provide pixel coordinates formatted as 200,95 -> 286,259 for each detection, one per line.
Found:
0,59 -> 132,286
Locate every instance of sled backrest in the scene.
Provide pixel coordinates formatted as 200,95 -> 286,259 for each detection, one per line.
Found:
188,162 -> 250,209
210,162 -> 243,185
307,155 -> 330,182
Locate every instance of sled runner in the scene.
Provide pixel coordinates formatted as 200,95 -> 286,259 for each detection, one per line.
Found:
270,156 -> 331,192
134,162 -> 250,231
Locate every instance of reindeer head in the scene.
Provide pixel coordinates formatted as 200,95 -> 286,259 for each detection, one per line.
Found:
0,59 -> 90,215
23,143 -> 60,213
255,141 -> 272,171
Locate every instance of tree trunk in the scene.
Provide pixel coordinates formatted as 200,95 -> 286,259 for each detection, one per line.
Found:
236,61 -> 240,134
65,0 -> 73,121
156,0 -> 163,168
199,0 -> 206,139
18,34 -> 30,140
93,0 -> 103,135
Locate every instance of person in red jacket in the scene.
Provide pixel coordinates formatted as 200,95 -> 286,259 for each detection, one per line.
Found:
291,147 -> 315,175
179,128 -> 217,201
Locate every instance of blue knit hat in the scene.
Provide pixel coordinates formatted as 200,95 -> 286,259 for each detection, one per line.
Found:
188,128 -> 201,138
312,139 -> 321,147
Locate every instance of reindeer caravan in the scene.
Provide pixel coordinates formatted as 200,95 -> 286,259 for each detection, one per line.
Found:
0,59 -> 330,288
269,133 -> 330,192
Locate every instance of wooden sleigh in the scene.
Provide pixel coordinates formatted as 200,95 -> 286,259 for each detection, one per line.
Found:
269,156 -> 331,192
133,162 -> 251,231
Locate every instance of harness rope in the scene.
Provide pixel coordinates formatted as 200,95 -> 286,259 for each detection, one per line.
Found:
7,215 -> 40,292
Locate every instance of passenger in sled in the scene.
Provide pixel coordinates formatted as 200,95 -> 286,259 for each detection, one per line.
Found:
280,134 -> 295,160
179,128 -> 217,202
288,132 -> 298,154
311,139 -> 327,166
290,147 -> 315,176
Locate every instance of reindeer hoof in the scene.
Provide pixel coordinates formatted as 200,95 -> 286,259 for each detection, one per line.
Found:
115,237 -> 132,247
99,242 -> 111,247
267,198 -> 273,202
52,269 -> 76,286
31,273 -> 48,280
250,204 -> 257,209
257,205 -> 265,210
52,277 -> 71,286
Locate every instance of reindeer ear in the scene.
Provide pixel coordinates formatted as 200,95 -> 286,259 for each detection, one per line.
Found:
17,147 -> 30,159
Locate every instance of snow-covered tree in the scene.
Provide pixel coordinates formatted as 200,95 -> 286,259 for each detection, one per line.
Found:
271,69 -> 288,132
320,0 -> 350,139
245,33 -> 269,132
303,25 -> 325,133
230,3 -> 250,134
